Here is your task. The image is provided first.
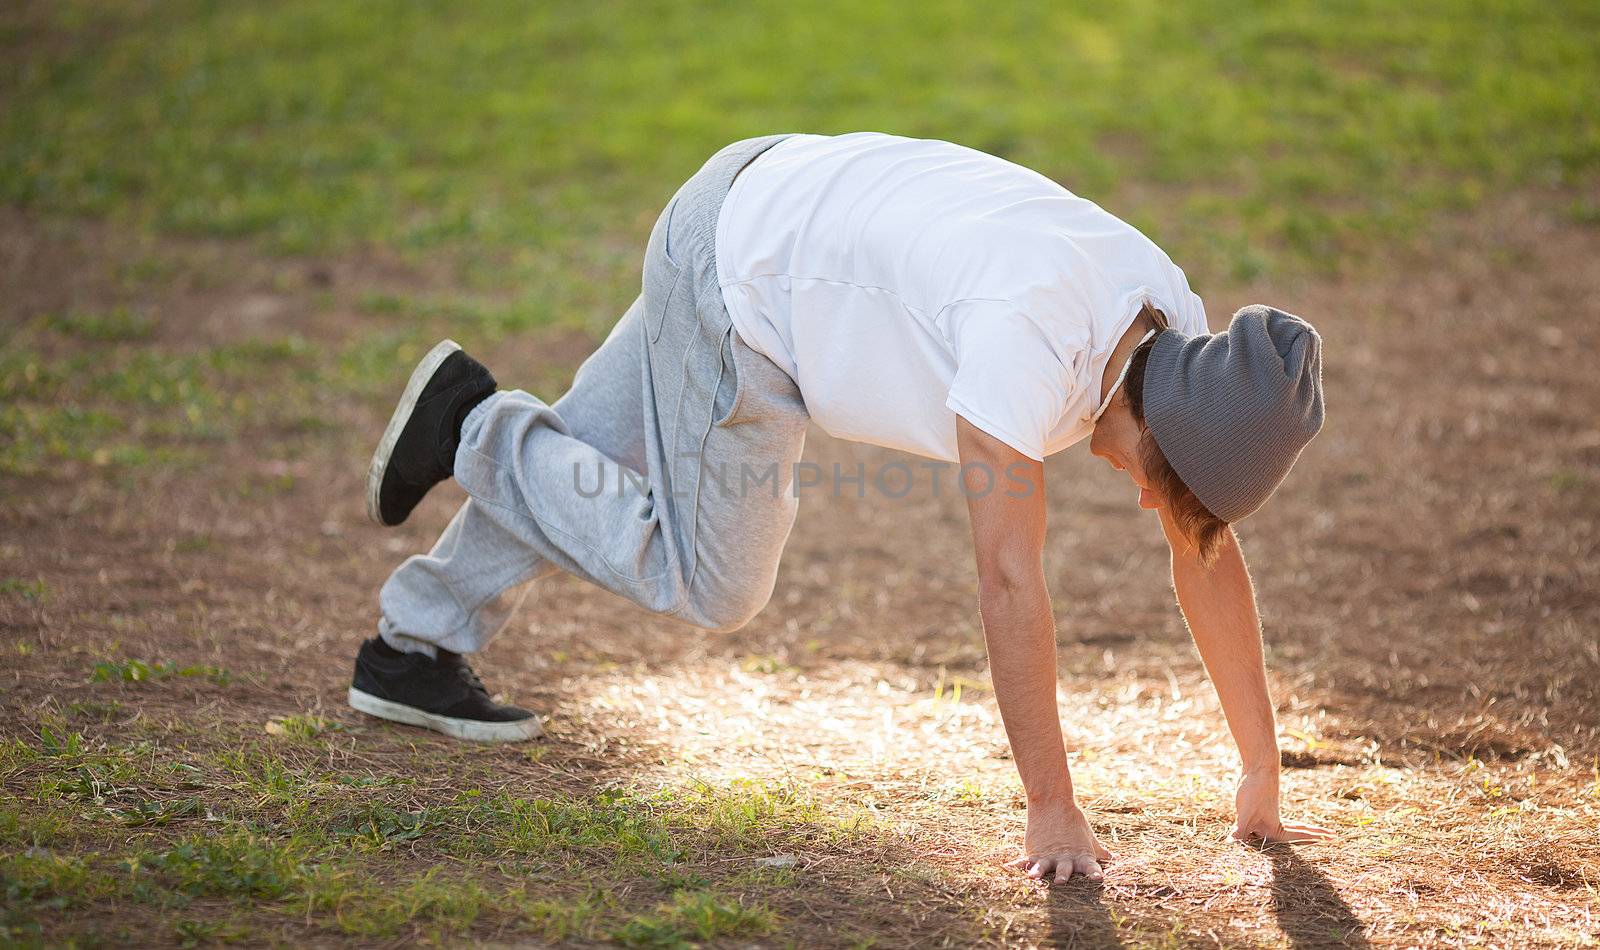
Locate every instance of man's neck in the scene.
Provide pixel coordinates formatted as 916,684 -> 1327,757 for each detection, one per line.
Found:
1098,308 -> 1158,407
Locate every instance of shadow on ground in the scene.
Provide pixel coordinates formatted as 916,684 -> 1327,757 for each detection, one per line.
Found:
1269,847 -> 1371,949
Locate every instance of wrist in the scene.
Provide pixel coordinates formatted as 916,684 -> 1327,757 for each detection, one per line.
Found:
1242,756 -> 1280,779
1024,778 -> 1077,810
1241,737 -> 1280,777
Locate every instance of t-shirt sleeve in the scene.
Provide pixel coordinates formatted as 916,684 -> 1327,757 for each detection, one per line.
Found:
943,300 -> 1084,461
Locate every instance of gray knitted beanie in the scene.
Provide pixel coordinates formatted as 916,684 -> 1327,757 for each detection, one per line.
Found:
1142,304 -> 1324,522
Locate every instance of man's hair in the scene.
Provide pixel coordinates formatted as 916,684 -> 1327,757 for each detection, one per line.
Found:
1125,306 -> 1233,565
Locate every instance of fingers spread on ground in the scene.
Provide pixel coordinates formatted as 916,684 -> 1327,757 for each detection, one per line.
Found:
1289,823 -> 1336,839
1005,856 -> 1029,870
1074,855 -> 1104,881
1026,858 -> 1051,879
1053,860 -> 1074,884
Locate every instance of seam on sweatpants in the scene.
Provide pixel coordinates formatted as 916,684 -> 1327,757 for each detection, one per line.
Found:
650,257 -> 684,344
679,323 -> 734,610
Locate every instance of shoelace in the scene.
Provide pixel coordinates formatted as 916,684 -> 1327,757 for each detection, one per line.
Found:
440,653 -> 489,696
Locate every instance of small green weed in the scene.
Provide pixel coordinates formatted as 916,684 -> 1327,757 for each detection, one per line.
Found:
173,918 -> 253,946
739,654 -> 795,674
612,889 -> 774,948
462,789 -> 680,862
64,700 -> 124,721
330,802 -> 440,847
264,714 -> 345,740
669,778 -> 833,843
90,658 -> 232,685
211,745 -> 323,810
144,832 -> 313,899
522,895 -> 604,942
46,307 -> 156,342
317,870 -> 492,937
1550,469 -> 1589,493
107,796 -> 206,828
0,578 -> 49,602
1,850 -> 96,914
37,726 -> 86,758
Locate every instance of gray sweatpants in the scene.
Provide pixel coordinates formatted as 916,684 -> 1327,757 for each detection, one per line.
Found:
379,134 -> 808,656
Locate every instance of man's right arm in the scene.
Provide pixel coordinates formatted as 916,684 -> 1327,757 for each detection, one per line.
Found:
955,416 -> 1112,883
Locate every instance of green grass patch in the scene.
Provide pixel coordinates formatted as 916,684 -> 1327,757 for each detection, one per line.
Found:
459,788 -> 682,861
1549,468 -> 1591,494
356,291 -> 555,335
3,0 -> 1596,285
90,658 -> 232,686
107,796 -> 207,828
309,869 -> 494,938
263,714 -> 346,741
328,801 -> 441,849
0,349 -> 218,476
612,889 -> 774,948
0,577 -> 50,603
64,700 -> 125,722
45,307 -> 156,342
142,831 -> 318,899
171,917 -> 254,946
35,725 -> 88,759
1,850 -> 116,938
2,730 -> 838,942
0,401 -> 125,475
0,332 -> 333,478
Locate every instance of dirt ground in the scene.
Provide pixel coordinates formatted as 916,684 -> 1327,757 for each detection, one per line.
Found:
3,192 -> 1598,947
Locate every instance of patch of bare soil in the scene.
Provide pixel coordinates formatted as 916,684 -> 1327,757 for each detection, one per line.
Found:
3,195 -> 1599,946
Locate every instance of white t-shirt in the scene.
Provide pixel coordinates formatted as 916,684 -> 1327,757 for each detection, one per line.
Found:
715,132 -> 1208,462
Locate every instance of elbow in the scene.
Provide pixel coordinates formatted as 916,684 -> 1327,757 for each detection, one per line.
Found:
979,571 -> 1035,602
976,557 -> 1048,605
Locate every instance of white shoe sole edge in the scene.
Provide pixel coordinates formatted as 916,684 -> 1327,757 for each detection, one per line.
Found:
365,338 -> 464,525
348,686 -> 543,742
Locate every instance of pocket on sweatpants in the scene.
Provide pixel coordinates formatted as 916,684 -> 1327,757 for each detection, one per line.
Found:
713,331 -> 807,429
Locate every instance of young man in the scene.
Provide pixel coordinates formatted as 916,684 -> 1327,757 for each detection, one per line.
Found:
350,132 -> 1332,882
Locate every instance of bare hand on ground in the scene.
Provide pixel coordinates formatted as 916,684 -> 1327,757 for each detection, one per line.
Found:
1232,769 -> 1337,845
1007,802 -> 1115,884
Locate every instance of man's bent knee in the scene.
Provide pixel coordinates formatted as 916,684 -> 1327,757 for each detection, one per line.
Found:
681,586 -> 772,634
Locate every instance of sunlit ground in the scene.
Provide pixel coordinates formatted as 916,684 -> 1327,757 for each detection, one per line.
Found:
552,649 -> 1598,946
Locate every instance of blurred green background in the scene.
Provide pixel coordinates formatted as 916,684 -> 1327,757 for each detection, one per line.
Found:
5,0 -> 1598,292
2,0 -> 1598,476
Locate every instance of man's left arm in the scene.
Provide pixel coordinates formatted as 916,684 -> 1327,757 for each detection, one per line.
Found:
1157,508 -> 1334,844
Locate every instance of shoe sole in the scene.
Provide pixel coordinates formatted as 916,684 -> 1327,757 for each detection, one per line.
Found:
365,339 -> 463,526
348,686 -> 543,742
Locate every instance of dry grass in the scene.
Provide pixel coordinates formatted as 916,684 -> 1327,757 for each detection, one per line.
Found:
4,195 -> 1600,945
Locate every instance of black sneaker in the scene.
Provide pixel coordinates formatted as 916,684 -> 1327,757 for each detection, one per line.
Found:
365,339 -> 497,527
348,637 -> 542,742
